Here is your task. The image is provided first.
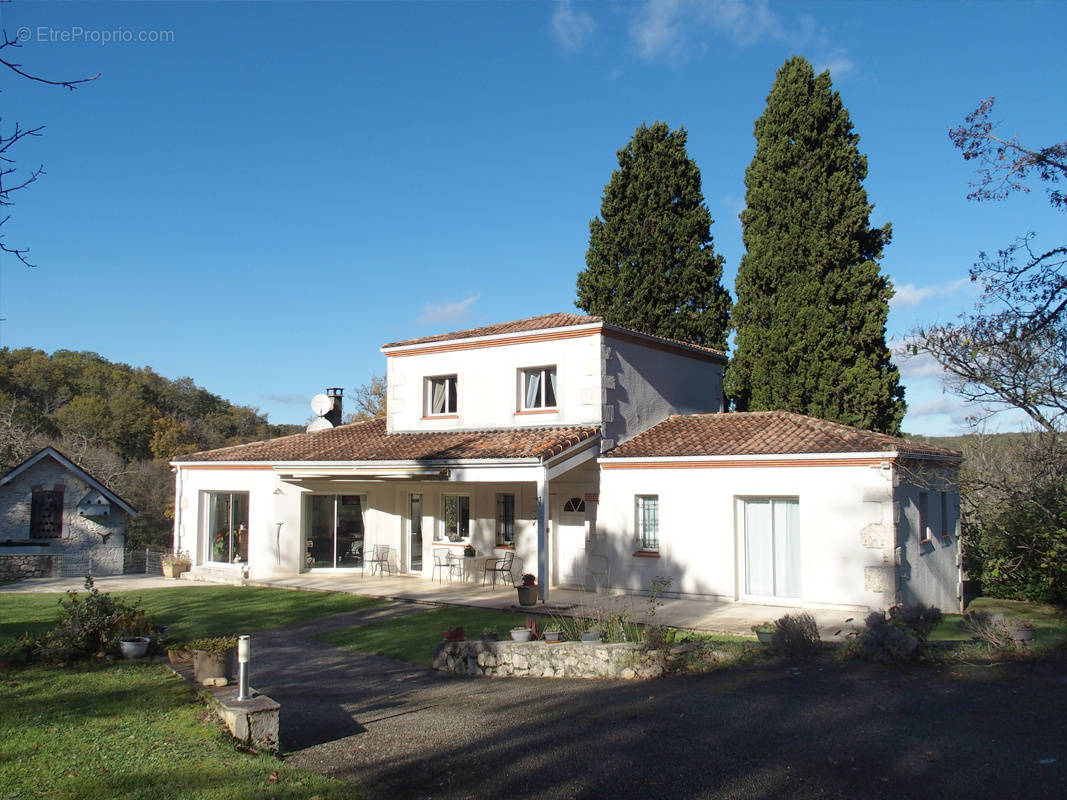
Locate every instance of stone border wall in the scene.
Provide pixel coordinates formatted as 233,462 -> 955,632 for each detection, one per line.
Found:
0,554 -> 55,580
433,640 -> 666,679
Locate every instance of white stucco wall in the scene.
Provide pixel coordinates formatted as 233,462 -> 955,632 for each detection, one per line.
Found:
595,459 -> 900,611
602,333 -> 724,448
385,333 -> 604,433
895,462 -> 962,612
175,464 -> 556,581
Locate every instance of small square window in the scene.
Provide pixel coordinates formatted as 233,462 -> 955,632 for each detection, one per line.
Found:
427,375 -> 458,415
521,366 -> 557,410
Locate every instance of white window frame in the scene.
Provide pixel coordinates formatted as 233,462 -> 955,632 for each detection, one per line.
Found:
520,366 -> 557,411
635,495 -> 659,552
438,494 -> 471,543
426,375 -> 458,416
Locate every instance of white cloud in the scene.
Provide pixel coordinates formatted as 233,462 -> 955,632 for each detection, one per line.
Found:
263,392 -> 308,406
551,0 -> 596,52
890,277 -> 974,310
908,396 -> 959,417
417,295 -> 480,326
890,337 -> 949,381
815,51 -> 855,78
629,0 -> 784,61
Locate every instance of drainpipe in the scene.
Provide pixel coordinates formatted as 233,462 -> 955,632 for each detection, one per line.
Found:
171,466 -> 183,557
537,468 -> 550,603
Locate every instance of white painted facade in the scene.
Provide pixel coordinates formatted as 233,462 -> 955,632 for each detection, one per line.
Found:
173,316 -> 960,613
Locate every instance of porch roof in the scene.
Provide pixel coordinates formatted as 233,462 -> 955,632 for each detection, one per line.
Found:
176,418 -> 600,464
602,411 -> 961,460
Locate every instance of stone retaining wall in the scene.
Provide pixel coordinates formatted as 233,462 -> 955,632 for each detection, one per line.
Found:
432,640 -> 666,679
0,554 -> 55,580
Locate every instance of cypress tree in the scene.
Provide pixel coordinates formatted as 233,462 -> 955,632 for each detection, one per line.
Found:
726,57 -> 905,433
576,121 -> 731,350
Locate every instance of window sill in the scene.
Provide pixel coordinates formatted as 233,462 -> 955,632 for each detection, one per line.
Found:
493,544 -> 515,550
422,414 -> 458,420
515,408 -> 558,416
434,541 -> 471,547
919,538 -> 933,545
632,551 -> 660,558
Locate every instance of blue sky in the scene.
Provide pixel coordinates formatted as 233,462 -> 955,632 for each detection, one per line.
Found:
0,0 -> 1063,436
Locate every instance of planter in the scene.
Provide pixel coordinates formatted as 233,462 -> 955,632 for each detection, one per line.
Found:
162,562 -> 190,579
192,649 -> 235,683
1011,626 -> 1035,644
119,637 -> 151,659
516,584 -> 538,607
480,633 -> 499,643
543,630 -> 563,643
510,627 -> 532,643
580,631 -> 603,644
755,630 -> 774,646
443,628 -> 466,642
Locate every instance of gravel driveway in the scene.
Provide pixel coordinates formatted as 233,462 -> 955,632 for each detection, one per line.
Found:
249,605 -> 1067,800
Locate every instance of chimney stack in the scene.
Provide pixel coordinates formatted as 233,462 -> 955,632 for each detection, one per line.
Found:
325,387 -> 344,427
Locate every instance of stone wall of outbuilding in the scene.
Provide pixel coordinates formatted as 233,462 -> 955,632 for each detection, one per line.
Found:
432,640 -> 666,679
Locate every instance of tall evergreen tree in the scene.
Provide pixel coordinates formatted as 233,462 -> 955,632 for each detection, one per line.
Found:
726,57 -> 905,433
576,121 -> 731,350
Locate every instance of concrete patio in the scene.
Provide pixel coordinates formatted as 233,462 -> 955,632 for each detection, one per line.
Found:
0,570 -> 863,638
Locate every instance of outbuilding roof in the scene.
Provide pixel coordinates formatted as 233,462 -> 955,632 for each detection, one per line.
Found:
176,418 -> 600,464
602,411 -> 961,459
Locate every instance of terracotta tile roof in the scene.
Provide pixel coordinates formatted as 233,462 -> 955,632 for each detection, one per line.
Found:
177,418 -> 600,463
380,311 -> 727,360
382,313 -> 600,349
603,412 -> 962,459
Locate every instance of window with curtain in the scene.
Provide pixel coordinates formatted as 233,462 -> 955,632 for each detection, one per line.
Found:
496,493 -> 515,546
427,375 -> 458,415
521,366 -> 557,409
636,495 -> 659,551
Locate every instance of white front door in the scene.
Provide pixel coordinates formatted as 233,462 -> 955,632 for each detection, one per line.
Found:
744,497 -> 801,599
555,495 -> 587,587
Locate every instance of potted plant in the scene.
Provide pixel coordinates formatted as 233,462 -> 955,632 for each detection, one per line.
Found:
1010,619 -> 1036,644
510,627 -> 532,642
751,622 -> 775,645
543,628 -> 563,643
516,573 -> 538,607
580,629 -> 603,644
463,544 -> 476,558
480,627 -> 499,642
187,636 -> 237,683
161,550 -> 192,579
443,626 -> 466,642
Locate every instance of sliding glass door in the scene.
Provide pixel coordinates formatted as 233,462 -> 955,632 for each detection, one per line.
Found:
744,497 -> 800,599
307,495 -> 365,569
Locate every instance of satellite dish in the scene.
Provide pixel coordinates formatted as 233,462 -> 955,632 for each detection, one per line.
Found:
307,416 -> 333,432
310,393 -> 332,417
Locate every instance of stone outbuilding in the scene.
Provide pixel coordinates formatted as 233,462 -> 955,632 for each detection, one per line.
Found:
0,447 -> 136,580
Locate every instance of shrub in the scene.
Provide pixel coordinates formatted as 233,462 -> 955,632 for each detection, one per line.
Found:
855,611 -> 918,663
185,635 -> 237,654
39,576 -> 159,660
958,611 -> 1015,648
771,613 -> 821,659
888,604 -> 943,643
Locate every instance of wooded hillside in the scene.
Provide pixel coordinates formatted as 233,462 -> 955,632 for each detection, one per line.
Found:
0,347 -> 302,549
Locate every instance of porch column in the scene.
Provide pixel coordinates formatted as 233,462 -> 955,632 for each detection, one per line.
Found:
537,468 -> 550,603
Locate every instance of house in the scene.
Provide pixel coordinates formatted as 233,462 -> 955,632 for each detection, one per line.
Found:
171,313 -> 962,612
0,447 -> 136,580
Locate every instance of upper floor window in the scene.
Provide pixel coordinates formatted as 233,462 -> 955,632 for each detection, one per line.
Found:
521,366 -> 557,410
427,375 -> 458,416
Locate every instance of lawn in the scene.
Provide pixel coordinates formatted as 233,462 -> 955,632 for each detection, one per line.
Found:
0,585 -> 383,648
317,606 -> 541,666
928,596 -> 1067,649
0,661 -> 352,800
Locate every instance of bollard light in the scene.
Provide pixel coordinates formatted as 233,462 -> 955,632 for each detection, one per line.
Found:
237,634 -> 251,701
